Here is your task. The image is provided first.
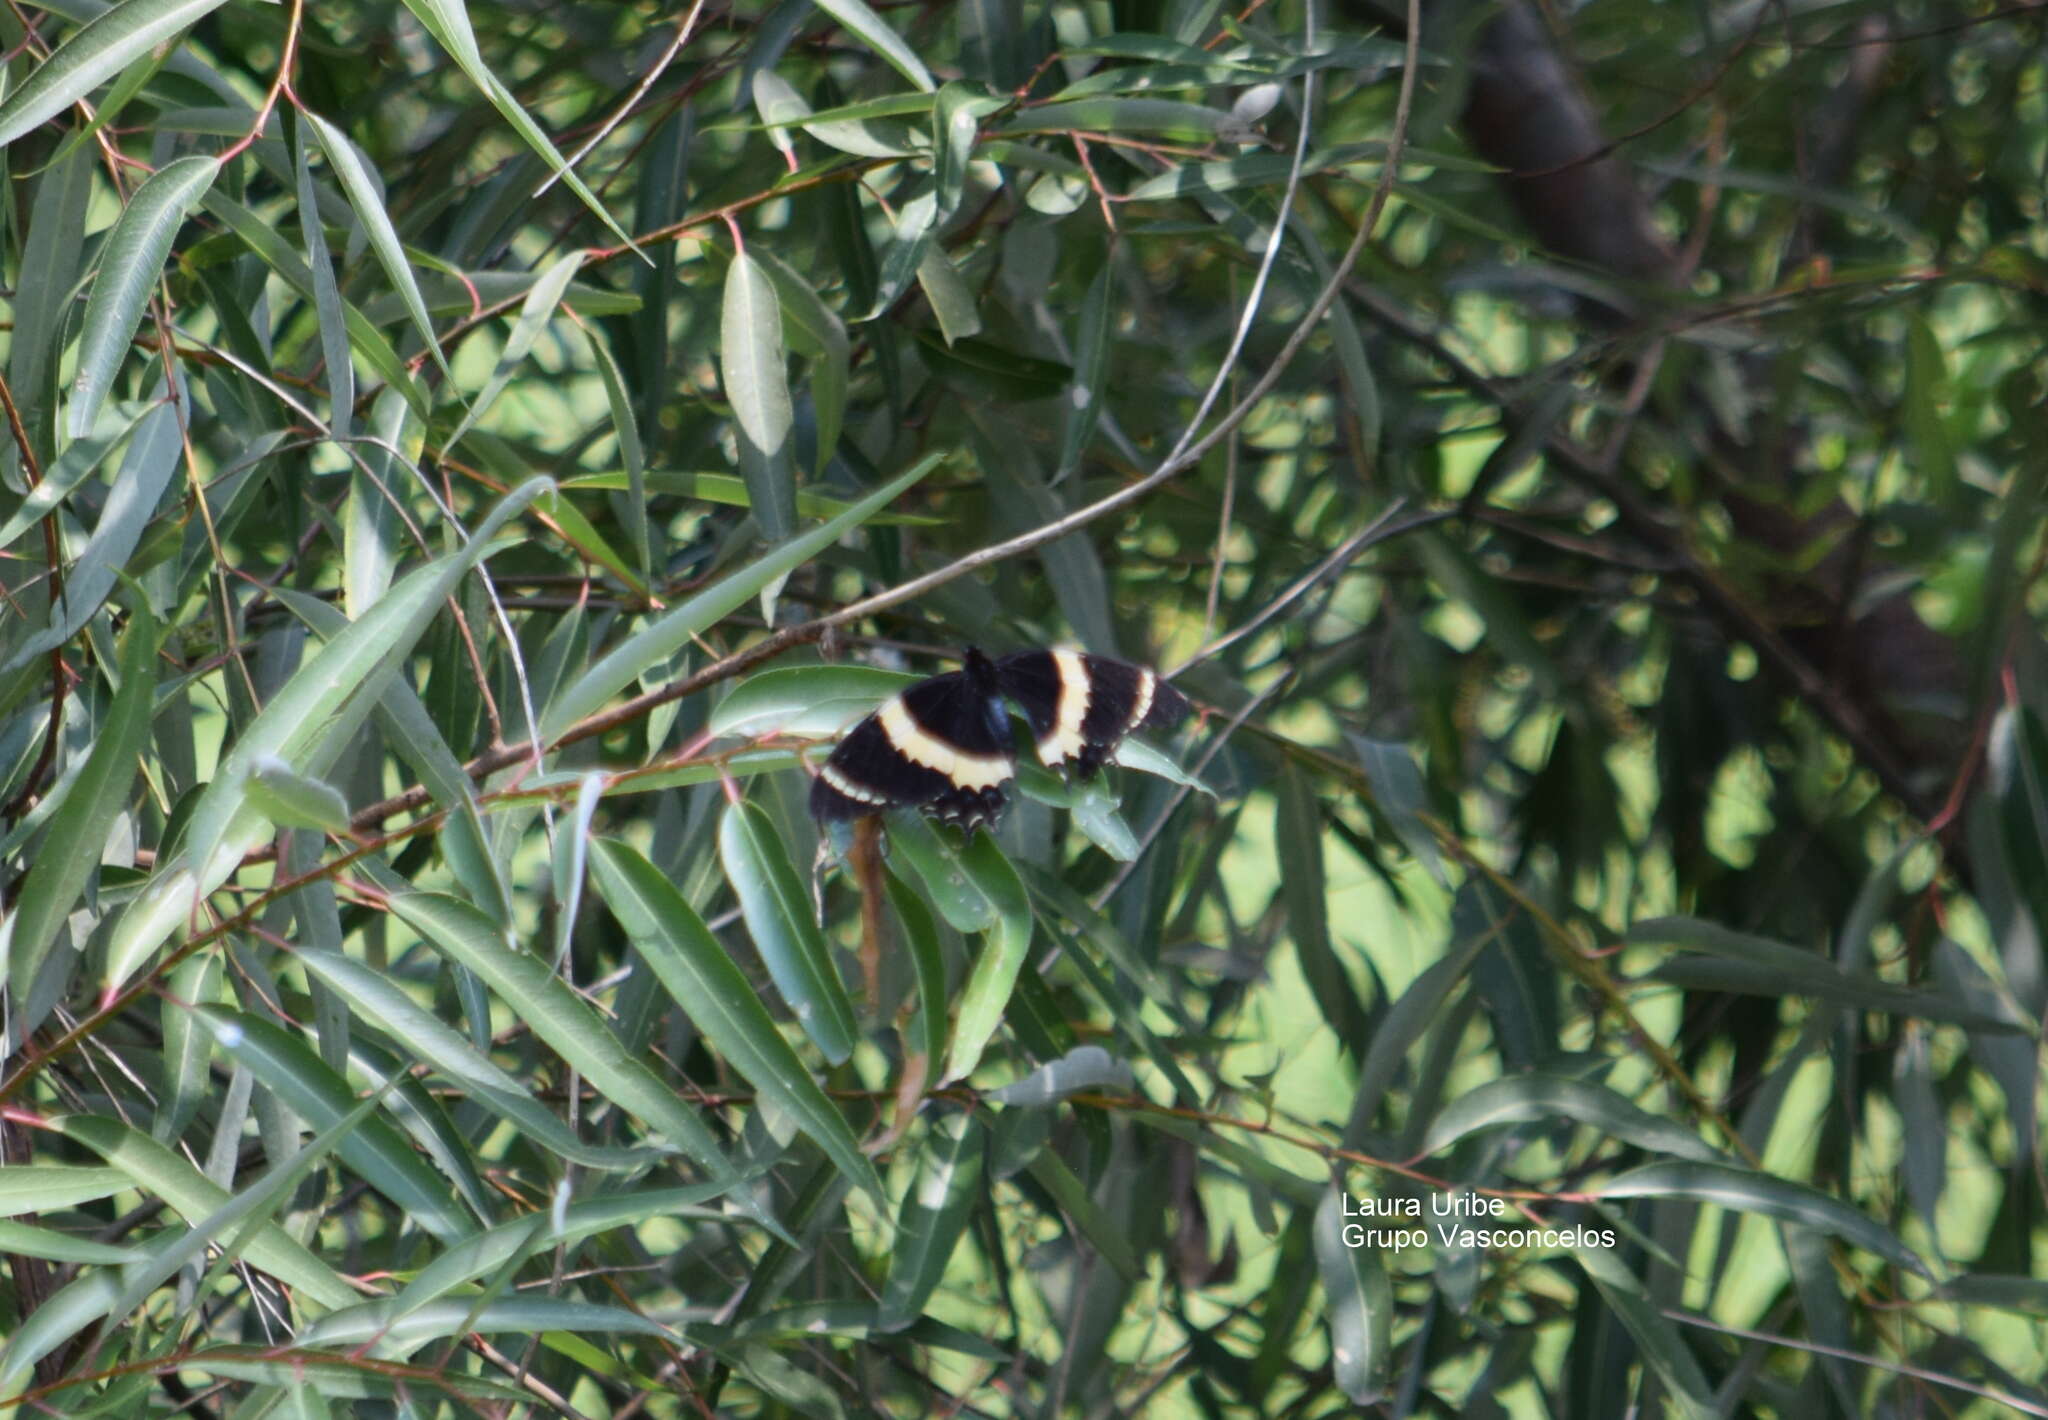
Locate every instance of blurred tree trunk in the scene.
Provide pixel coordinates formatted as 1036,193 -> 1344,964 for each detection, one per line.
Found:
1353,0 -> 1967,819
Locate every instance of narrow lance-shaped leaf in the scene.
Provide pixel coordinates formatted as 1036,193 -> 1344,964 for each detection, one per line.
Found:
749,248 -> 850,478
543,454 -> 939,738
917,246 -> 981,346
294,123 -> 353,442
305,109 -> 451,378
4,394 -> 183,676
0,0 -> 232,151
723,251 -> 796,539
580,321 -> 650,578
1314,1187 -> 1392,1405
386,890 -> 782,1237
880,1112 -> 985,1329
589,840 -> 883,1203
68,155 -> 216,438
392,0 -> 639,250
105,478 -> 550,993
196,1009 -> 476,1242
811,0 -> 935,91
1596,1159 -> 1932,1276
752,68 -> 804,166
0,406 -> 148,552
444,251 -> 585,450
299,1297 -> 671,1358
294,948 -> 657,1171
718,801 -> 859,1063
1572,1243 -> 1716,1418
51,1116 -> 360,1309
1414,1074 -> 1728,1164
709,666 -> 917,741
1058,259 -> 1113,478
9,606 -> 158,999
941,833 -> 1032,1084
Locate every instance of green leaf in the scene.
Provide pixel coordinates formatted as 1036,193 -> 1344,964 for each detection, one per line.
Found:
559,469 -> 941,525
916,245 -> 982,345
200,189 -> 432,419
392,0 -> 638,249
1596,1160 -> 1931,1276
1111,734 -> 1211,793
1347,735 -> 1443,885
444,250 -> 585,450
3,396 -> 182,674
294,948 -> 656,1171
590,839 -> 883,1202
931,81 -> 1003,223
1571,1244 -> 1716,1418
294,122 -> 353,442
752,68 -> 805,164
244,755 -> 353,836
940,833 -> 1031,1084
52,1116 -> 359,1308
9,606 -> 157,999
886,811 -> 996,933
1314,1187 -> 1392,1404
1023,1146 -> 1142,1281
748,248 -> 851,477
1349,879 -> 1515,1138
914,331 -> 1069,401
298,1297 -> 671,1357
1634,916 -> 2024,1031
67,155 -> 214,438
580,319 -> 651,577
1277,764 -> 1363,1044
718,800 -> 860,1063
1904,313 -> 1958,503
0,406 -> 148,554
195,1009 -> 476,1241
880,1111 -> 984,1329
886,873 -> 948,1069
542,453 -> 939,738
0,1219 -> 140,1265
811,0 -> 935,92
984,1045 -> 1133,1107
1057,259 -> 1112,477
104,479 -> 549,992
1065,779 -> 1140,861
723,251 -> 796,538
1414,1074 -> 1727,1164
305,109 -> 451,378
0,0 -> 231,151
386,890 -> 776,1233
343,389 -> 417,617
997,98 -> 1230,139
710,665 -> 915,740
0,1165 -> 127,1217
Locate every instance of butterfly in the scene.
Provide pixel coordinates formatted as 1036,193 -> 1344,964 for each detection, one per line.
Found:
809,648 -> 1190,830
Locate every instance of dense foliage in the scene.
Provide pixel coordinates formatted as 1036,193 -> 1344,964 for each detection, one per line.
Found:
2,0 -> 2045,1415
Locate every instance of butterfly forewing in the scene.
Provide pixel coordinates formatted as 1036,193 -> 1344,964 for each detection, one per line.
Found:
809,665 -> 1015,828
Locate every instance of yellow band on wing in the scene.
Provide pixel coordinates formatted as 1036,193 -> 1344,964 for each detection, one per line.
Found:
1037,648 -> 1092,765
878,699 -> 1012,788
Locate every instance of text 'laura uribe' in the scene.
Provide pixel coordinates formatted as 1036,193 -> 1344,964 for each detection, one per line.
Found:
1335,1192 -> 1619,1251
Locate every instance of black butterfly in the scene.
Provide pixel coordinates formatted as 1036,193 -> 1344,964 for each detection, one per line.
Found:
809,648 -> 1190,830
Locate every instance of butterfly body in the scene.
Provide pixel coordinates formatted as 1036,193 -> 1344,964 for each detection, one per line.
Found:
809,648 -> 1189,828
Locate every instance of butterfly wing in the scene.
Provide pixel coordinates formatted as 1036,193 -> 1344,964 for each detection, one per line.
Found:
996,650 -> 1190,778
810,669 -> 1015,828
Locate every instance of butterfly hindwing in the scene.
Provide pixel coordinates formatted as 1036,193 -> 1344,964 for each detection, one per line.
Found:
996,649 -> 1190,778
809,658 -> 1015,828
